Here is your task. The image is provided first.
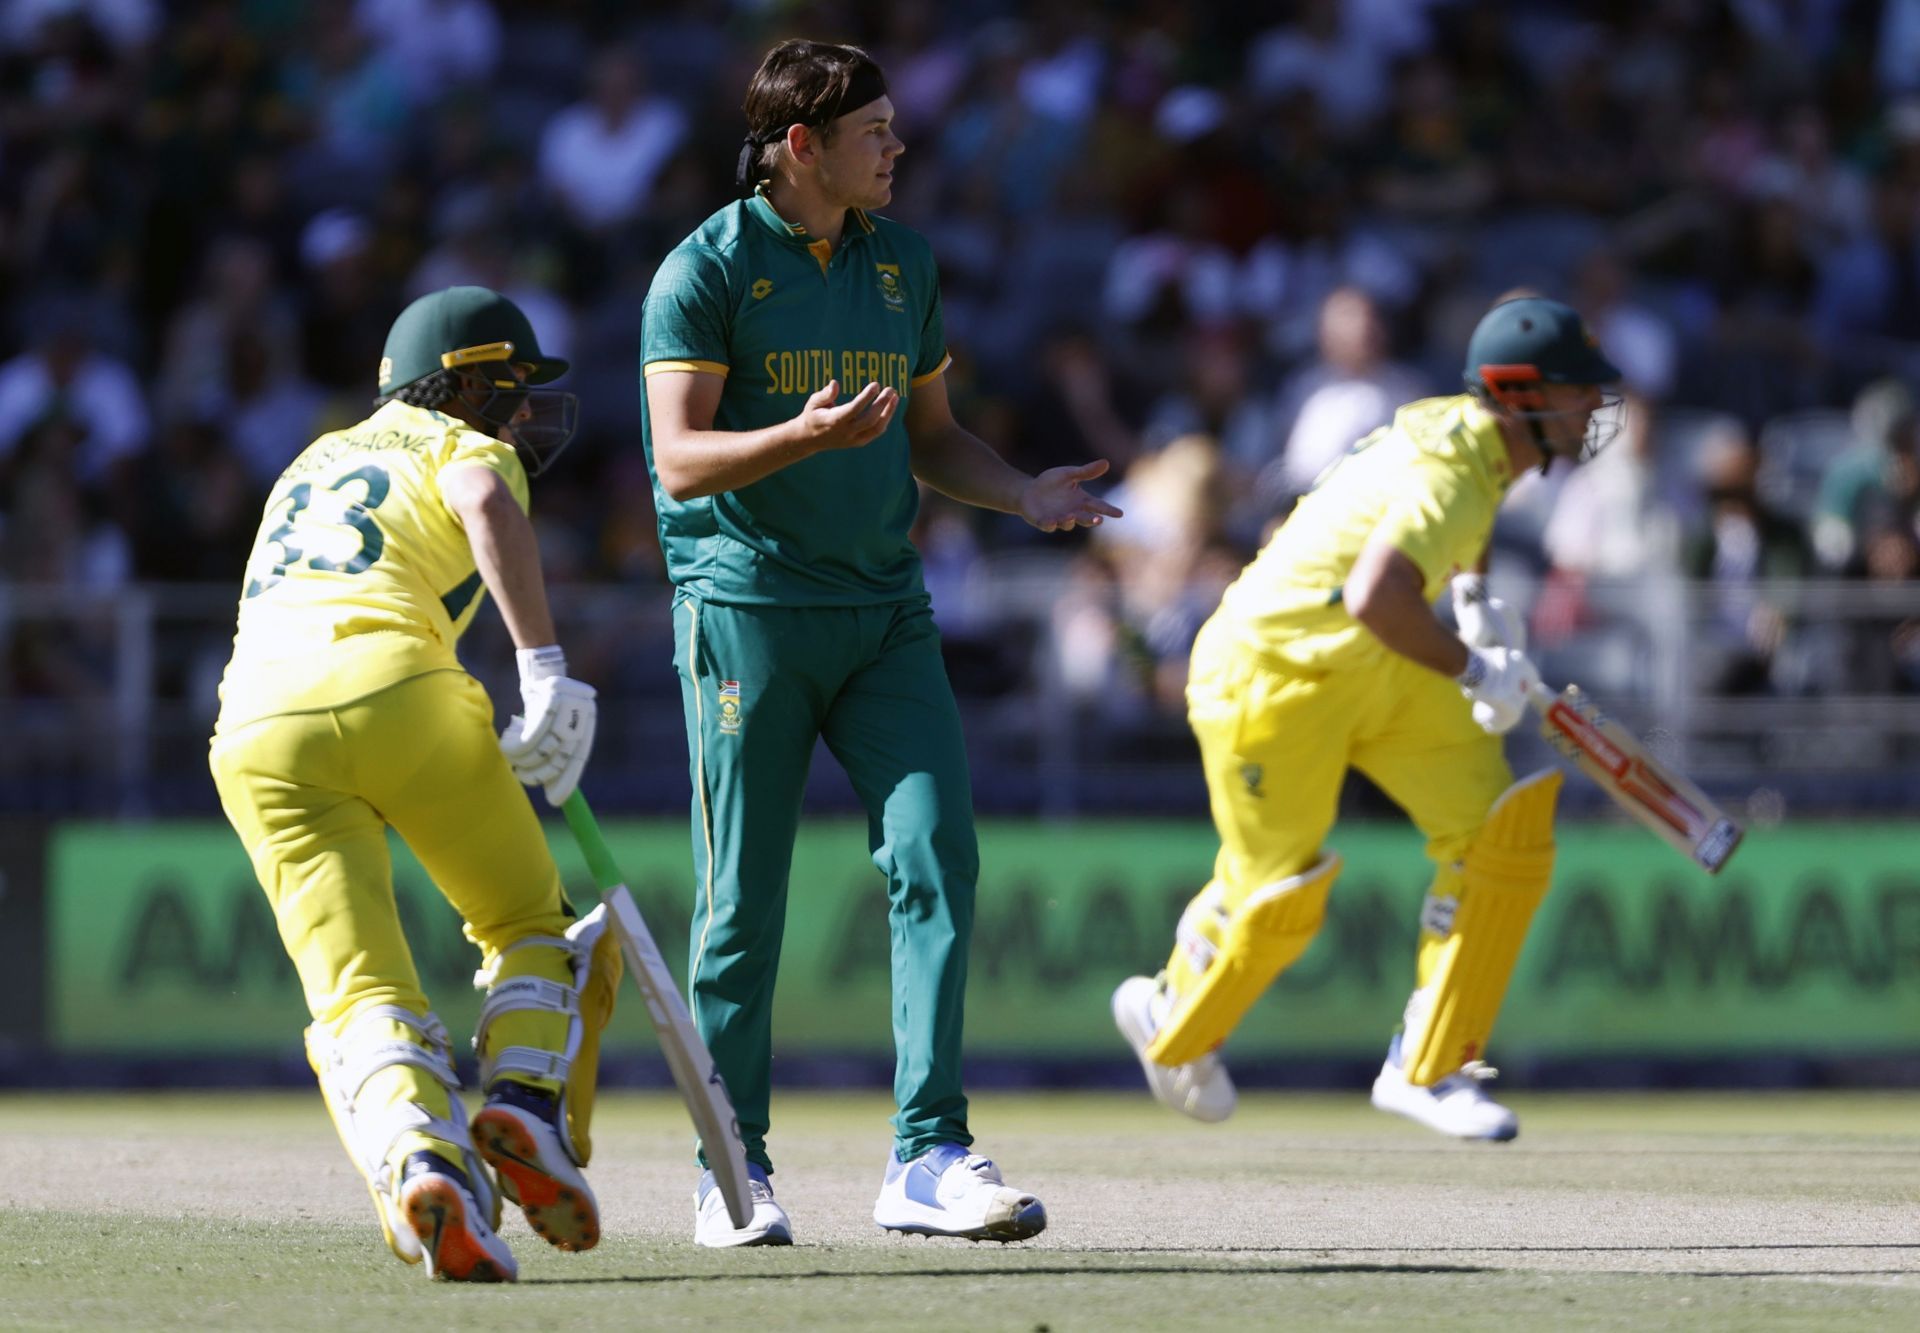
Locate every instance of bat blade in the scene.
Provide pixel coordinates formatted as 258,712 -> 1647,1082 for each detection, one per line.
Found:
1529,683 -> 1744,873
561,793 -> 754,1229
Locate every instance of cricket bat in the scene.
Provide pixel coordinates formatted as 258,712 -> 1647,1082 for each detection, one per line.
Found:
560,791 -> 753,1229
1527,681 -> 1744,874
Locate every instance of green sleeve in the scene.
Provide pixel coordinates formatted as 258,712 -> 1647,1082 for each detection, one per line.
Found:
914,253 -> 947,382
641,243 -> 733,372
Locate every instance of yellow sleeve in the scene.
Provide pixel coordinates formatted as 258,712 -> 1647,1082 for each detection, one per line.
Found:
1373,454 -> 1494,590
438,431 -> 531,515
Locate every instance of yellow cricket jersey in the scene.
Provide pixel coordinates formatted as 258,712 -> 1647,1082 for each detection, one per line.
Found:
215,400 -> 530,730
1219,394 -> 1515,672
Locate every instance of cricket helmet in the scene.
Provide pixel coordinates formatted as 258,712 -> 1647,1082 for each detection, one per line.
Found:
1463,296 -> 1624,463
378,286 -> 579,475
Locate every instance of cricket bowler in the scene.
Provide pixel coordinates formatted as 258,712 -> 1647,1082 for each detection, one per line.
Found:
208,287 -> 616,1280
1114,295 -> 1624,1141
640,39 -> 1120,1246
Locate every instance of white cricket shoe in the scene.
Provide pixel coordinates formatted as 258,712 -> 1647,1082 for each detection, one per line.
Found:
1370,1038 -> 1519,1141
471,1082 -> 600,1251
1111,974 -> 1236,1123
396,1151 -> 518,1282
873,1143 -> 1046,1242
694,1162 -> 792,1247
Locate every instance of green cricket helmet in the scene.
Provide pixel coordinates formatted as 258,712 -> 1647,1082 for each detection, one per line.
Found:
378,286 -> 579,476
1463,296 -> 1625,463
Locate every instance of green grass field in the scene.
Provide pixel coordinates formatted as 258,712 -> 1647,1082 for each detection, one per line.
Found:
2,1090 -> 1915,1330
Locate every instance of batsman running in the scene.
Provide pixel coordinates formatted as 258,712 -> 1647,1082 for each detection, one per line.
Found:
641,39 -> 1119,1246
1114,296 -> 1624,1141
209,288 -> 615,1280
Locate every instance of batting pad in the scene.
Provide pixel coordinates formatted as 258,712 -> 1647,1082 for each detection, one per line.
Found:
305,1004 -> 497,1264
1147,853 -> 1342,1067
472,909 -> 622,1167
1400,768 -> 1561,1086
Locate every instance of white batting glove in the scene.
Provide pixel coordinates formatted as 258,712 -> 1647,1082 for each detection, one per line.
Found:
499,645 -> 597,805
1456,645 -> 1540,735
1452,573 -> 1526,654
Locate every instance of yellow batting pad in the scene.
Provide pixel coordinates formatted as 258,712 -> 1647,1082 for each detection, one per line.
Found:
564,923 -> 622,1166
1147,853 -> 1342,1067
472,907 -> 622,1168
1401,769 -> 1561,1086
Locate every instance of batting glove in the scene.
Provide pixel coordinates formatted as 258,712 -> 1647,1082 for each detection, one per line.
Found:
1452,573 -> 1526,654
500,645 -> 597,805
1456,645 -> 1539,735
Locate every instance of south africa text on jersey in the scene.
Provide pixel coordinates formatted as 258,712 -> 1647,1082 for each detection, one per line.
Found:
763,348 -> 914,397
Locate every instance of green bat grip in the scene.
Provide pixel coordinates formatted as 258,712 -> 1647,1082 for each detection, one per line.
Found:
561,791 -> 624,891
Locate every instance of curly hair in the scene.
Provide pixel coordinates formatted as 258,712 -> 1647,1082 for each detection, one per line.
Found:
379,367 -> 461,410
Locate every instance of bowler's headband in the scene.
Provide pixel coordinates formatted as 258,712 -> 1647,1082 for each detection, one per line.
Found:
735,64 -> 889,196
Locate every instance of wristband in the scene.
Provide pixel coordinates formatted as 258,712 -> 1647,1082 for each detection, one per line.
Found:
1453,573 -> 1489,605
516,645 -> 568,683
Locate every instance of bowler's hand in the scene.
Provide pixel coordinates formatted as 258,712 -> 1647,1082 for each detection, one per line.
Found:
797,379 -> 899,454
1019,459 -> 1124,533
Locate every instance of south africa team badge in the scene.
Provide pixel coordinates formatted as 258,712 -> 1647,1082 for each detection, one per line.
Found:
875,262 -> 905,309
718,679 -> 742,734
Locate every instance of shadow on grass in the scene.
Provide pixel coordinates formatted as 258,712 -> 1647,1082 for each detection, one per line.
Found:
520,1261 -> 1495,1287
1076,1243 -> 1920,1254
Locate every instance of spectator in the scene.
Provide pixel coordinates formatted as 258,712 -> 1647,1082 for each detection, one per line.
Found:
1140,324 -> 1274,476
295,208 -> 392,399
537,47 -> 687,231
1812,378 -> 1920,573
353,0 -> 499,106
0,313 -> 148,486
1247,0 -> 1430,137
1573,248 -> 1679,402
280,4 -> 411,184
217,332 -> 328,489
154,235 -> 301,425
1680,425 -> 1813,695
1267,286 -> 1427,499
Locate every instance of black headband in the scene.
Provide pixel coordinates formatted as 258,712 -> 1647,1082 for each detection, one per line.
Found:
735,64 -> 890,196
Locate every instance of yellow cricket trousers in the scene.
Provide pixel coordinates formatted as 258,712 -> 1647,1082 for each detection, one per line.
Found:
1184,612 -> 1514,895
209,668 -> 574,1138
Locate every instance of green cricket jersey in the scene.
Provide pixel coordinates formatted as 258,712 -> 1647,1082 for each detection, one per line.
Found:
640,187 -> 951,606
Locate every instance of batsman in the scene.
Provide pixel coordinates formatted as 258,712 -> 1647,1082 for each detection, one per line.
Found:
1114,296 -> 1624,1140
209,288 -> 616,1280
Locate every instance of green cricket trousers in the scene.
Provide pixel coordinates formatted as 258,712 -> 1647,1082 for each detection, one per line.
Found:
672,591 -> 977,1171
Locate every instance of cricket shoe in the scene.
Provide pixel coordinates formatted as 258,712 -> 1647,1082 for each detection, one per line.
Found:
873,1143 -> 1047,1242
397,1151 -> 518,1282
471,1081 -> 600,1251
694,1162 -> 792,1247
1111,974 -> 1236,1123
1370,1036 -> 1519,1141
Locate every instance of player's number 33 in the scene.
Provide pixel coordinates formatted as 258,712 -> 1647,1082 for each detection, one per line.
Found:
244,464 -> 391,597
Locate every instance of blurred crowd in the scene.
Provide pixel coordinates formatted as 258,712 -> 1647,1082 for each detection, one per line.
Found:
7,0 -> 1920,736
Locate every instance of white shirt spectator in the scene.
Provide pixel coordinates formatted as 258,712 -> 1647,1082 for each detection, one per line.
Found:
354,0 -> 499,104
1275,368 -> 1427,494
1542,433 -> 1677,578
0,348 -> 150,483
538,61 -> 688,230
